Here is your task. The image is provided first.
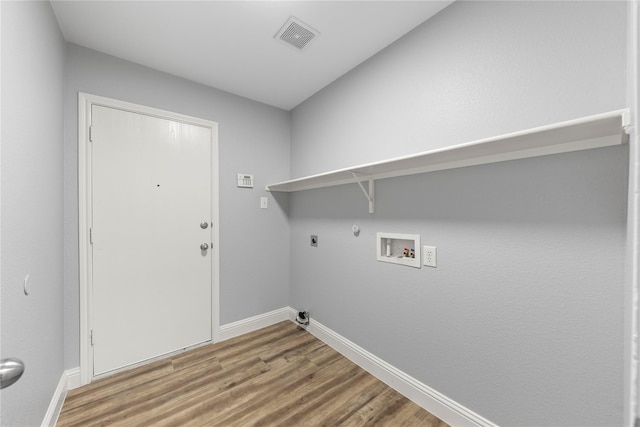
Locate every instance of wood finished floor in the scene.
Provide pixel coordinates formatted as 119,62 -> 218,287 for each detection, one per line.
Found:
57,321 -> 449,426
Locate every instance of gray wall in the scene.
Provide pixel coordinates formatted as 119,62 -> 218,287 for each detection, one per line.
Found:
289,2 -> 628,426
291,1 -> 627,177
1,1 -> 631,425
1,1 -> 66,425
63,45 -> 291,369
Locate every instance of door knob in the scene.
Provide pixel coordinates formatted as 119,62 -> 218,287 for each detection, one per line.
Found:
200,243 -> 209,251
200,221 -> 209,229
0,358 -> 24,389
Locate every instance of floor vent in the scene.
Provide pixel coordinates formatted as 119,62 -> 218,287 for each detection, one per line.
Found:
275,16 -> 319,51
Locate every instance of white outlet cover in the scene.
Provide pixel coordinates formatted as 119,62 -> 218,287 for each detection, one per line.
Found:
423,246 -> 437,268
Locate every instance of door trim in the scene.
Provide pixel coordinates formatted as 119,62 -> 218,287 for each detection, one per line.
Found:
78,92 -> 220,385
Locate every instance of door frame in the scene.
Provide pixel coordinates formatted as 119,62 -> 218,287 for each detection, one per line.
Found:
78,92 -> 220,385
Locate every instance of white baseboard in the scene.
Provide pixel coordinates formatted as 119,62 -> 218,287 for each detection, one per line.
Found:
42,367 -> 80,427
218,307 -> 291,341
65,367 -> 81,390
286,307 -> 497,427
55,309 -> 495,427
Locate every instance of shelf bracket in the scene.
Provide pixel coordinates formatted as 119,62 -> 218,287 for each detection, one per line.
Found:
351,172 -> 375,214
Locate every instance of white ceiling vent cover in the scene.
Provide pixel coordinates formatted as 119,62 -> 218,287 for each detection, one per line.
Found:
275,16 -> 319,51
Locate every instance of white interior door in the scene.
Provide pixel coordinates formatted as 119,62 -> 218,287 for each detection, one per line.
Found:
91,105 -> 213,376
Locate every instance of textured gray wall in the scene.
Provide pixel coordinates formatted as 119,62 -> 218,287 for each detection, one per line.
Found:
289,1 -> 628,426
1,1 -> 66,425
63,45 -> 291,369
291,1 -> 627,177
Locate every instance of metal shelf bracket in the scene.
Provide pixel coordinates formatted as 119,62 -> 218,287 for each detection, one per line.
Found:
351,172 -> 375,214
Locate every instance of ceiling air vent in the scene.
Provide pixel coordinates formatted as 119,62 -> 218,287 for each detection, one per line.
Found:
275,16 -> 319,51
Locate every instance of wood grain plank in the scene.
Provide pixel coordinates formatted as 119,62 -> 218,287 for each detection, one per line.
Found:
216,355 -> 361,426
57,321 -> 450,427
122,357 -> 269,427
288,373 -> 384,426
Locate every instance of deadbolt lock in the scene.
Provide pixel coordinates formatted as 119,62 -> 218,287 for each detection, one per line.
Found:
200,221 -> 209,229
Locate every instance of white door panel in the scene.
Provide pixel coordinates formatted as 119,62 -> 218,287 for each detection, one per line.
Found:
91,105 -> 212,376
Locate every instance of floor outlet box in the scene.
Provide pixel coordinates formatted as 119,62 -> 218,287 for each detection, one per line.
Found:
423,246 -> 437,268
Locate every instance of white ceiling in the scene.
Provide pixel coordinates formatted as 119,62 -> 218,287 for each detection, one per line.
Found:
50,1 -> 453,110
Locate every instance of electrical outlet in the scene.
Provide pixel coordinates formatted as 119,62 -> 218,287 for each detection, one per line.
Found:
423,246 -> 437,268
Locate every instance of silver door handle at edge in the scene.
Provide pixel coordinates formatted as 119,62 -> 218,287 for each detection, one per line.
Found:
200,243 -> 209,250
0,358 -> 24,389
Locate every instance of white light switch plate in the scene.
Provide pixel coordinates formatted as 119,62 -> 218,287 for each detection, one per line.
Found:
260,197 -> 268,209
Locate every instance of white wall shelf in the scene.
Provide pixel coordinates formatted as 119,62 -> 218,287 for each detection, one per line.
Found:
267,109 -> 630,213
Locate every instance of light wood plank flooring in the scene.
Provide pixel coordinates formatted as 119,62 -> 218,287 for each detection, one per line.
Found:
57,321 -> 449,426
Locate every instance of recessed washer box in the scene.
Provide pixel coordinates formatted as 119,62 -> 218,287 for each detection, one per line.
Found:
376,232 -> 421,268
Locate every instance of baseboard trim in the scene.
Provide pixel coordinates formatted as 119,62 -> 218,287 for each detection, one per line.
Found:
42,367 -> 80,427
218,307 -> 291,341
286,307 -> 497,427
65,367 -> 81,390
55,309 -> 495,427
